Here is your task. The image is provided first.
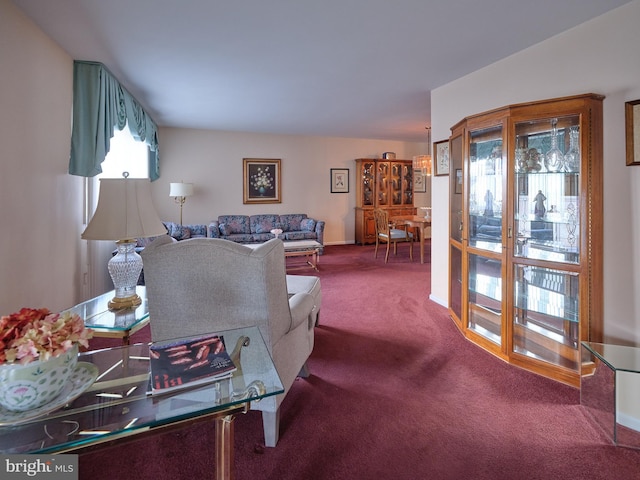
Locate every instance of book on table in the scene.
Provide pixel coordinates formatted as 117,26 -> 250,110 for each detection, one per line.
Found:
149,333 -> 237,394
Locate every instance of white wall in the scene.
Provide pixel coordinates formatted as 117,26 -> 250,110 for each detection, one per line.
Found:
0,0 -> 428,310
154,128 -> 427,245
0,0 -> 83,314
430,0 -> 640,346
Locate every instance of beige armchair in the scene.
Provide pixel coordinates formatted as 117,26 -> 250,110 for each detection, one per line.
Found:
141,236 -> 318,447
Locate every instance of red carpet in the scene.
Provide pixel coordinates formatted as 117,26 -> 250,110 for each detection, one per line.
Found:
81,244 -> 640,479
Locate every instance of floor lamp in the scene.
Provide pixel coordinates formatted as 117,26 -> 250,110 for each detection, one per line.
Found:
82,173 -> 167,310
170,182 -> 194,225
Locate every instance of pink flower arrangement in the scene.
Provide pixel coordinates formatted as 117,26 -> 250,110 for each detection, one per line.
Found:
0,308 -> 93,365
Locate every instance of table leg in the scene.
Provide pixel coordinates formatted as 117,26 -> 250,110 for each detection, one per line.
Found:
215,414 -> 236,480
419,226 -> 425,264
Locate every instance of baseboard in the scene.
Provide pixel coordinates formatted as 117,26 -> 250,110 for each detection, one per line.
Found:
429,294 -> 448,308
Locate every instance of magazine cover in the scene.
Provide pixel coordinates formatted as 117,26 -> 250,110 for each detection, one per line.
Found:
149,333 -> 237,394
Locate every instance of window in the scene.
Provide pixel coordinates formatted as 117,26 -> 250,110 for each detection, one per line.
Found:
98,125 -> 149,179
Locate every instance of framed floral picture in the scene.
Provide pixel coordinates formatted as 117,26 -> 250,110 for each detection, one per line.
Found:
243,158 -> 281,204
434,139 -> 450,176
330,168 -> 349,193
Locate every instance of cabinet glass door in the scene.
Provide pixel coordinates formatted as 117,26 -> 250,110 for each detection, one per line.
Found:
513,264 -> 580,370
468,253 -> 502,345
450,135 -> 463,243
391,162 -> 402,205
401,163 -> 413,205
362,161 -> 375,207
377,162 -> 390,206
468,126 -> 503,253
513,115 -> 580,264
449,244 -> 463,322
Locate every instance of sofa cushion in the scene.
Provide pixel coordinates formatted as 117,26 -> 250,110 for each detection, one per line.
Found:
188,224 -> 208,238
252,233 -> 274,242
218,215 -> 250,235
164,222 -> 192,240
221,233 -> 255,243
280,214 -> 307,232
250,214 -> 281,234
284,231 -> 318,241
300,218 -> 316,232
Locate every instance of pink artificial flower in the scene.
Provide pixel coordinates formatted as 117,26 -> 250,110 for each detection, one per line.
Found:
0,308 -> 93,365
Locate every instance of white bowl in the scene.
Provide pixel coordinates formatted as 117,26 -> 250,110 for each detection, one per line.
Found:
0,345 -> 78,412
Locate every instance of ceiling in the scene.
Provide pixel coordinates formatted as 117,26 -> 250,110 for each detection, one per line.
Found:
12,0 -> 631,142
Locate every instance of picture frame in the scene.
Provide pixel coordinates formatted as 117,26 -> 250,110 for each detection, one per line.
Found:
330,168 -> 349,193
413,169 -> 427,193
626,99 -> 640,166
243,158 -> 281,204
434,139 -> 450,176
454,168 -> 463,194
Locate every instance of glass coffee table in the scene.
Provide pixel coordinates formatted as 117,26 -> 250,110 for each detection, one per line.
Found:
283,240 -> 322,271
245,240 -> 322,271
0,326 -> 283,480
66,286 -> 150,345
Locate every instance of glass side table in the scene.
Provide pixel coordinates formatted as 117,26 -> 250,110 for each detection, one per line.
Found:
65,286 -> 150,345
581,342 -> 640,448
0,325 -> 284,480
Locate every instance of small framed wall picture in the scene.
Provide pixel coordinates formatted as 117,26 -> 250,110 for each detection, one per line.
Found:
626,99 -> 640,166
413,169 -> 426,193
330,168 -> 349,193
434,139 -> 450,176
243,158 -> 281,204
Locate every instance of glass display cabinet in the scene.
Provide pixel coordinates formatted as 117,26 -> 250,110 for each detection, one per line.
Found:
355,159 -> 415,244
448,94 -> 604,386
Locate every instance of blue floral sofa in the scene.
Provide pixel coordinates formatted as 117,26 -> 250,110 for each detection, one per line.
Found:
209,214 -> 324,253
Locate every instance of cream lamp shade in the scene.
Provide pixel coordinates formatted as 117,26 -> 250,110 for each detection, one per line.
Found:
83,177 -> 167,241
169,182 -> 194,198
169,182 -> 194,225
82,175 -> 166,310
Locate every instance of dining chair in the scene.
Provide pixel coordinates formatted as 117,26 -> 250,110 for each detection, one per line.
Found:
373,209 -> 413,263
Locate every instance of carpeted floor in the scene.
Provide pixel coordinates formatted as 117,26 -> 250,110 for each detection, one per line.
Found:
80,243 -> 640,479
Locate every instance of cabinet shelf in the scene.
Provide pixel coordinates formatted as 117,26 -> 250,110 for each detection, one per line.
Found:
448,93 -> 603,386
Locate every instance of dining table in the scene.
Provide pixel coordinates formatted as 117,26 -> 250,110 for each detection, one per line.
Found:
390,215 -> 432,264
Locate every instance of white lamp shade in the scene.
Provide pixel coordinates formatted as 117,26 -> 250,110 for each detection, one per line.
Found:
82,178 -> 167,241
169,182 -> 194,197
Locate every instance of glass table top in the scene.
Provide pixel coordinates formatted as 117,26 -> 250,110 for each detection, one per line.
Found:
582,342 -> 640,373
0,326 -> 284,454
65,286 -> 149,333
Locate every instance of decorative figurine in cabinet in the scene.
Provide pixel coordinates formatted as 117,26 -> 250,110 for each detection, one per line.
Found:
355,158 -> 415,244
448,94 -> 603,386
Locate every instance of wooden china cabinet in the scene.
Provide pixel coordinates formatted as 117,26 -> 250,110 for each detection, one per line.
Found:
354,158 -> 416,244
448,94 -> 604,386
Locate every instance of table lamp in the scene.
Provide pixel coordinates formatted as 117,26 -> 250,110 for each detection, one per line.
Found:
82,173 -> 167,311
169,182 -> 194,225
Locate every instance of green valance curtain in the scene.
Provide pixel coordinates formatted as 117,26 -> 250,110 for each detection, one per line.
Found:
69,61 -> 160,181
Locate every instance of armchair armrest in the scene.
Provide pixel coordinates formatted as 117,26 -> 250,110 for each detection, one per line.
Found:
288,292 -> 316,331
208,221 -> 220,238
314,220 -> 325,249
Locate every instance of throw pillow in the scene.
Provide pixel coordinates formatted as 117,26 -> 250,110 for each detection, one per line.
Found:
300,218 -> 316,231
